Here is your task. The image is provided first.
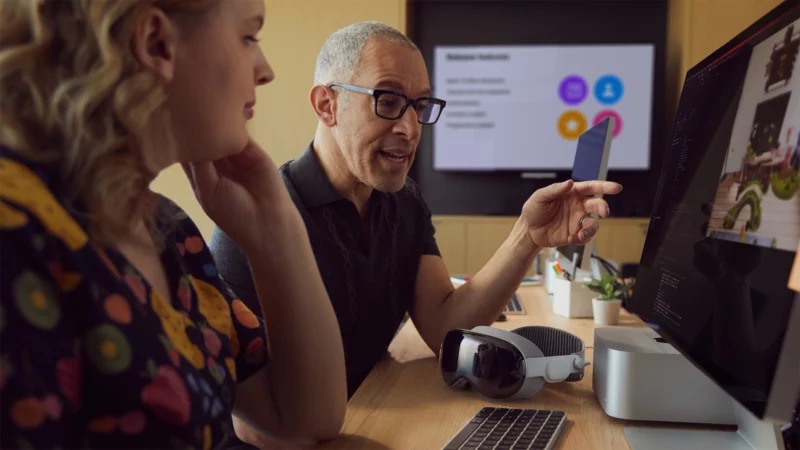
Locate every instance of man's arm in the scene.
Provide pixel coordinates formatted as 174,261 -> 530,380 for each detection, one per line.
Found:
410,218 -> 537,356
410,180 -> 620,356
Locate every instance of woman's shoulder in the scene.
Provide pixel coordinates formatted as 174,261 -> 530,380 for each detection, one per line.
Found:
0,147 -> 90,253
155,195 -> 201,236
153,196 -> 222,282
154,195 -> 209,255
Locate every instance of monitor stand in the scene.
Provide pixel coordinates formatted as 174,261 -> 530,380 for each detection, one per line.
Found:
623,400 -> 785,450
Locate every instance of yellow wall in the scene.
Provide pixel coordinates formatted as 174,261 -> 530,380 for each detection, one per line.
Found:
151,0 -> 407,239
667,0 -> 783,94
251,0 -> 407,166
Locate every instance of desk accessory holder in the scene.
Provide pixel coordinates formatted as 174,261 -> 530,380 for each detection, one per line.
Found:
544,259 -> 556,294
551,270 -> 594,318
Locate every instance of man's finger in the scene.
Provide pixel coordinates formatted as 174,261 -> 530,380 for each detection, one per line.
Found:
582,198 -> 611,218
567,225 -> 596,245
573,180 -> 623,196
582,223 -> 599,241
574,222 -> 599,244
536,179 -> 575,202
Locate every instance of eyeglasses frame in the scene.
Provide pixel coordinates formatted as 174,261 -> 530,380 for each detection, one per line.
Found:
327,83 -> 446,124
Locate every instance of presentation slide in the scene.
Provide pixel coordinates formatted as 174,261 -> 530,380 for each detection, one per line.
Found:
433,44 -> 654,171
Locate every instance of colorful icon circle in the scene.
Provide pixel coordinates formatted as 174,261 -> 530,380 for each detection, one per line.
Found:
594,75 -> 624,105
559,75 -> 588,105
593,110 -> 623,138
558,110 -> 587,140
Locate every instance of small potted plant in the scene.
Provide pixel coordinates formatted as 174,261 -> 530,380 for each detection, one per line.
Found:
586,274 -> 634,326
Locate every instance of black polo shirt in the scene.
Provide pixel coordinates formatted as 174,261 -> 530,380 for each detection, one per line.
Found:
209,143 -> 440,399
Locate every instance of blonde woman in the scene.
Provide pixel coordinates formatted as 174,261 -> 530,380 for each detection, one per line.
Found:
0,0 -> 346,448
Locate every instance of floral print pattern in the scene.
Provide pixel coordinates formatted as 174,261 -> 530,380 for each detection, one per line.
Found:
0,151 -> 268,449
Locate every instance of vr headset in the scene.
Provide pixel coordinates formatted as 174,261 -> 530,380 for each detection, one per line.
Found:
439,325 -> 588,399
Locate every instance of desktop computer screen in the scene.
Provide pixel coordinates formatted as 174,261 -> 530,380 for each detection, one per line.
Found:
627,1 -> 800,423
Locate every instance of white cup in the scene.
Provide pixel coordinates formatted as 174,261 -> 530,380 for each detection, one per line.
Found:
551,275 -> 595,318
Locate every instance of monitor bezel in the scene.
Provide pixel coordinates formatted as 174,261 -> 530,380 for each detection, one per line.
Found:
765,293 -> 800,423
632,0 -> 800,424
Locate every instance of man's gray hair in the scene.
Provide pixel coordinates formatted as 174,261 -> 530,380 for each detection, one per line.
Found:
314,21 -> 419,86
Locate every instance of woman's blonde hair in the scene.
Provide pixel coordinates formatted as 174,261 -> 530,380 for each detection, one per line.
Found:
0,0 -> 217,245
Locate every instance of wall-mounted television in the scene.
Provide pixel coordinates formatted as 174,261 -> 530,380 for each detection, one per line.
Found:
433,44 -> 654,172
409,0 -> 668,217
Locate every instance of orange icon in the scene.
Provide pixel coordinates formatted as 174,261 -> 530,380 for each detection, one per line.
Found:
557,110 -> 587,140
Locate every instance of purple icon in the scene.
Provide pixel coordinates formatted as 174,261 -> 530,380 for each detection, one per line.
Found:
559,75 -> 588,105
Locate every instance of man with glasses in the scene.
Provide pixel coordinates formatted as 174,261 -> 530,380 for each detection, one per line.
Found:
212,21 -> 621,448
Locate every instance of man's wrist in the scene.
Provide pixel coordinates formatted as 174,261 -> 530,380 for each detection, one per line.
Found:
510,216 -> 541,258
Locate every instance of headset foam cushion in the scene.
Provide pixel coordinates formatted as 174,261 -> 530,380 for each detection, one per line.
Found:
511,326 -> 585,382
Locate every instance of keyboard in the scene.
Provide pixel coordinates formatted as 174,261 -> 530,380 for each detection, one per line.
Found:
503,294 -> 525,314
442,407 -> 566,450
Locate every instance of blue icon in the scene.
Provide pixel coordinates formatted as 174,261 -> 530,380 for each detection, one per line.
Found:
594,75 -> 624,105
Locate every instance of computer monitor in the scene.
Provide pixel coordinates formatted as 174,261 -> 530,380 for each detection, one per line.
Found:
625,1 -> 800,449
558,117 -> 614,272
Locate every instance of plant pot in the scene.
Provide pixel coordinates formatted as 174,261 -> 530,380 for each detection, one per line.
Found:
592,298 -> 622,326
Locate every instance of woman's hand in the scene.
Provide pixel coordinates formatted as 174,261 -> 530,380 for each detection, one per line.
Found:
183,139 -> 299,250
185,140 -> 347,441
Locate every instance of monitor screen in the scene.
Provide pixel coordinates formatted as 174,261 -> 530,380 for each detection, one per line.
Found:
432,44 -> 654,171
627,9 -> 800,419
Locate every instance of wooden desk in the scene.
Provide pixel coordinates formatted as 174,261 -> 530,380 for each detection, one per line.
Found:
318,286 -> 653,450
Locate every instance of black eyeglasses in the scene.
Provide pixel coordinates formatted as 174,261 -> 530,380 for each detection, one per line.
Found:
327,83 -> 446,125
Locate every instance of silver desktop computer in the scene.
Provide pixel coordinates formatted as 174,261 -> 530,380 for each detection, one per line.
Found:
595,2 -> 800,449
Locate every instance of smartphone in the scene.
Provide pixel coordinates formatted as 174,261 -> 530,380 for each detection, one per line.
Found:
571,116 -> 614,185
560,116 -> 615,271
